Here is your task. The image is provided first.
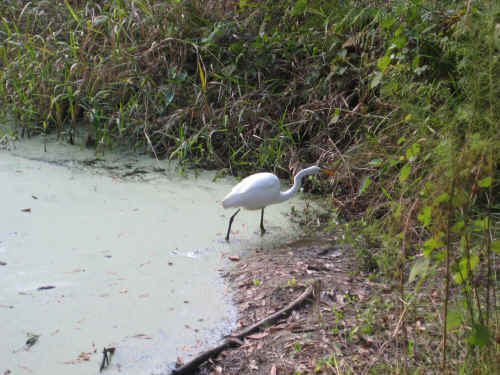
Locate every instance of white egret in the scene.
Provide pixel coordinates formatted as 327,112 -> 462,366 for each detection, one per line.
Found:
222,165 -> 334,241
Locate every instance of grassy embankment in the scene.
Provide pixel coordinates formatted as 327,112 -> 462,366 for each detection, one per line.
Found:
1,0 -> 499,373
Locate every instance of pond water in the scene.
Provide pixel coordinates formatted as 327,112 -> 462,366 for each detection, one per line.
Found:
0,138 -> 311,375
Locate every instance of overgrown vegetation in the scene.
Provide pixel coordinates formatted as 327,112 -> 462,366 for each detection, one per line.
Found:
1,0 -> 498,373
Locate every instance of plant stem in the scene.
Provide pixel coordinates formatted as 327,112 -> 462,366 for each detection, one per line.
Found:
442,176 -> 456,374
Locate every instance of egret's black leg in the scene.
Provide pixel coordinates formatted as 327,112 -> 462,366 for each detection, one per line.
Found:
226,209 -> 241,241
260,208 -> 266,235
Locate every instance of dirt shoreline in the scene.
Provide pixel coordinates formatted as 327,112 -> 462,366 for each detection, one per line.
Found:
195,237 -> 388,375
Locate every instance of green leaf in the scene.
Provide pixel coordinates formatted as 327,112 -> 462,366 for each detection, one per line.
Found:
164,88 -> 175,107
435,248 -> 446,263
408,257 -> 429,284
368,158 -> 382,166
451,220 -> 464,233
377,55 -> 391,70
452,270 -> 464,284
329,108 -> 341,124
434,192 -> 449,205
492,240 -> 500,253
470,254 -> 479,270
473,217 -> 489,231
380,186 -> 392,201
393,203 -> 401,219
197,58 -> 206,89
370,71 -> 383,89
423,235 -> 443,257
388,159 -> 400,167
467,324 -> 491,348
381,16 -> 396,29
92,15 -> 108,27
337,66 -> 347,75
477,176 -> 491,188
405,142 -> 420,160
230,41 -> 244,54
411,55 -> 420,70
291,0 -> 307,15
459,235 -> 466,250
392,35 -> 407,49
446,309 -> 462,330
417,206 -> 432,227
460,254 -> 479,272
454,255 -> 480,283
399,163 -> 411,183
359,176 -> 371,195
64,0 -> 81,25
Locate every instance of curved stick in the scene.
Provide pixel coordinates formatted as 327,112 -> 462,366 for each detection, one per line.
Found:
171,281 -> 318,375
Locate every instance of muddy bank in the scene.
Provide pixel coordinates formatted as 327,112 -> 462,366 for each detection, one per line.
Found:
197,238 -> 400,375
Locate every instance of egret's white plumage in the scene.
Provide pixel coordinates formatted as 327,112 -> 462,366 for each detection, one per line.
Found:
222,172 -> 283,210
222,166 -> 333,241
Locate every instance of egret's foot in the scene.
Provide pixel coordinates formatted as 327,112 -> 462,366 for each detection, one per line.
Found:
260,226 -> 266,236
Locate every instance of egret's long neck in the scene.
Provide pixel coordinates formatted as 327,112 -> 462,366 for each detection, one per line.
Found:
278,167 -> 318,202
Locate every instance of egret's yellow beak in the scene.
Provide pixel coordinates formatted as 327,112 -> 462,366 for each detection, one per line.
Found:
320,167 -> 335,176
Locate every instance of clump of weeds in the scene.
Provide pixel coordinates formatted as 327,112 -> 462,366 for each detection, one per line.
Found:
1,0 -> 499,373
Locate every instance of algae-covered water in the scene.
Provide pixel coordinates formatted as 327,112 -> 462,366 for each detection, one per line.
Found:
0,138 -> 310,375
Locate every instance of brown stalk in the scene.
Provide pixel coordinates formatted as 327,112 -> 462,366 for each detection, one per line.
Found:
465,0 -> 472,25
442,176 -> 456,374
398,198 -> 418,373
